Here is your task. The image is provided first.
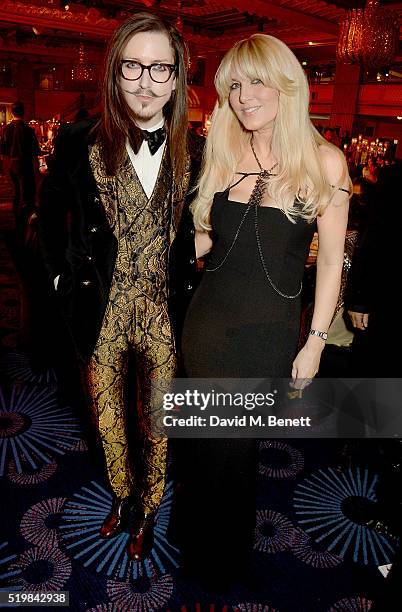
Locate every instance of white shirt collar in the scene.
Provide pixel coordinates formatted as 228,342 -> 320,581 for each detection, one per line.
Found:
125,118 -> 166,199
140,117 -> 165,133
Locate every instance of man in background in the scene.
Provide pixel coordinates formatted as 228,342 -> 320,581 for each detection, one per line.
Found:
2,101 -> 40,242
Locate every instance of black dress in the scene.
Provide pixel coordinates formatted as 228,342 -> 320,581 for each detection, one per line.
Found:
178,187 -> 316,583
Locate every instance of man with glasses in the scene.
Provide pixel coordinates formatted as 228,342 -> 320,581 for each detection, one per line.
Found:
39,13 -> 201,562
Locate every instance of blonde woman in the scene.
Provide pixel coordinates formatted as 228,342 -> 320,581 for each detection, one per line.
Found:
178,34 -> 351,587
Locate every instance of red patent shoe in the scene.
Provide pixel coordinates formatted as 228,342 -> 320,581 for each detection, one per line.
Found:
127,513 -> 154,561
100,497 -> 130,539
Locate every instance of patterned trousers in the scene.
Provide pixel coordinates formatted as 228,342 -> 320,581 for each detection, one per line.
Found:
85,290 -> 176,514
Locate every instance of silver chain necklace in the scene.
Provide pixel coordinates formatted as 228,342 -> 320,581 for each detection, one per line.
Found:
206,137 -> 302,300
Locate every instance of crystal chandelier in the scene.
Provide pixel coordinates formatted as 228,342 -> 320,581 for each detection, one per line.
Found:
337,0 -> 399,69
71,42 -> 95,82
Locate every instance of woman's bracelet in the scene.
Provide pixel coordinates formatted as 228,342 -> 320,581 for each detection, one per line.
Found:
309,329 -> 328,341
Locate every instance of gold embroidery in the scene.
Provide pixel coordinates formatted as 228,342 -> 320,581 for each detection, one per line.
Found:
171,159 -> 191,237
89,143 -> 118,230
85,146 -> 177,513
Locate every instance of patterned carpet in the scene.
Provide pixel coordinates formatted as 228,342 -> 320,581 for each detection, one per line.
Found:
0,194 -> 398,611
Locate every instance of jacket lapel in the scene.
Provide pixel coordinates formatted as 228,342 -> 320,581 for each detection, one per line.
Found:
170,153 -> 191,242
88,142 -> 118,230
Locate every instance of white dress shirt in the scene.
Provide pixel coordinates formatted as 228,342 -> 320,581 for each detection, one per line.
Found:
54,119 -> 166,291
126,118 -> 166,199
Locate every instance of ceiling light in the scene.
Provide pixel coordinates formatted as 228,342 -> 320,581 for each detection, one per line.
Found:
337,0 -> 399,69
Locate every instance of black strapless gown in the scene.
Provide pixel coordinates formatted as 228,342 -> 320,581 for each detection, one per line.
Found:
177,191 -> 316,583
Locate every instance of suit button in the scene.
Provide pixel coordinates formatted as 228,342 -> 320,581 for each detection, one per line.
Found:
186,283 -> 193,291
90,226 -> 99,233
189,257 -> 195,264
81,280 -> 92,287
87,255 -> 93,262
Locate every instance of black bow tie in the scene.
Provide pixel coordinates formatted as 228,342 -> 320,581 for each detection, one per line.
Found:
139,126 -> 166,155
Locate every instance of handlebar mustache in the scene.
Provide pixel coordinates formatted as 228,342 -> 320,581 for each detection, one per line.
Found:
122,88 -> 164,99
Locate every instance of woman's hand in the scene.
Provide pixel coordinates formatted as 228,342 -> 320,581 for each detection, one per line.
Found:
291,338 -> 325,389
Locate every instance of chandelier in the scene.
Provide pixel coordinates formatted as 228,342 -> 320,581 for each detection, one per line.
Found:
71,42 -> 95,82
337,0 -> 399,69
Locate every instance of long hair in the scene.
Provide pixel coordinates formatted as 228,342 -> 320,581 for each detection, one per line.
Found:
192,34 -> 350,231
95,12 -> 188,180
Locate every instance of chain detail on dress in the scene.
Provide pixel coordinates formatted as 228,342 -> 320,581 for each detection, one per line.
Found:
206,140 -> 302,299
254,202 -> 302,299
205,185 -> 253,273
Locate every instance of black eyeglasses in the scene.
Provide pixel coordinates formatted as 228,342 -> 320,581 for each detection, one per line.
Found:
120,60 -> 176,83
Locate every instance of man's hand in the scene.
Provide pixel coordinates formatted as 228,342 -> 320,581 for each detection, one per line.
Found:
27,211 -> 37,225
347,310 -> 369,330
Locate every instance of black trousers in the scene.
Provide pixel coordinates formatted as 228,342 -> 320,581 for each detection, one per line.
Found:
9,160 -> 36,240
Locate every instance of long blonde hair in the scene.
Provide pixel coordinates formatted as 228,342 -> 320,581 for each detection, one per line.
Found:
192,34 -> 349,230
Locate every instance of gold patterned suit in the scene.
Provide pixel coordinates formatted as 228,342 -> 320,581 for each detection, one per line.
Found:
85,142 -> 188,513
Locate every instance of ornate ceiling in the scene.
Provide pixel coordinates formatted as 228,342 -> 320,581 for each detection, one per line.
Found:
0,0 -> 401,63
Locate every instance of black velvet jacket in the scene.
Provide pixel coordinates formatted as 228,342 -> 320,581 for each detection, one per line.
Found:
38,119 -> 203,362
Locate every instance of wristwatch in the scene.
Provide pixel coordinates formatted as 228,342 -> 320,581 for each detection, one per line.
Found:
309,329 -> 328,341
